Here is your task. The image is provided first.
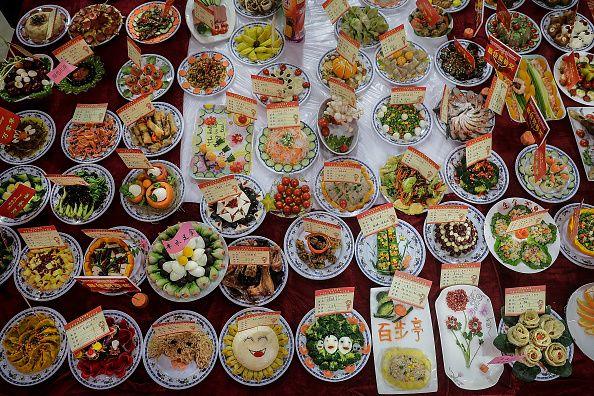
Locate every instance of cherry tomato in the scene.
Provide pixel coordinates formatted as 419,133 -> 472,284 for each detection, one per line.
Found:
238,115 -> 247,124
280,64 -> 287,71
283,205 -> 292,215
302,192 -> 311,200
339,199 -> 347,209
302,200 -> 311,208
303,81 -> 310,88
285,187 -> 293,196
293,188 -> 302,196
290,178 -> 299,188
318,118 -> 328,128
277,184 -> 286,193
293,197 -> 302,205
301,185 -> 310,193
340,144 -> 348,153
285,196 -> 294,205
292,205 -> 301,214
580,139 -> 589,147
275,201 -> 284,209
577,130 -> 586,138
321,126 -> 330,137
282,177 -> 291,186
294,68 -> 302,76
263,68 -> 270,75
274,193 -> 282,201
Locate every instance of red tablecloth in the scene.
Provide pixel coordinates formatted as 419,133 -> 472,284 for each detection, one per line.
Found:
1,0 -> 593,395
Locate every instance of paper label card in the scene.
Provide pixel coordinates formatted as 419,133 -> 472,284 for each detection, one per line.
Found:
454,39 -> 475,70
322,0 -> 350,24
439,85 -> 450,124
569,200 -> 584,241
237,311 -> 280,331
266,101 -> 300,129
562,52 -> 580,90
18,225 -> 63,249
251,74 -> 285,98
75,276 -> 140,294
533,140 -> 547,182
379,24 -> 407,59
323,161 -> 362,183
229,246 -> 271,266
53,36 -> 93,66
475,0 -> 484,36
439,262 -> 481,288
45,9 -> 57,40
163,222 -> 199,256
427,204 -> 468,223
416,0 -> 440,26
0,107 -> 20,144
485,36 -> 521,82
82,229 -> 128,240
45,174 -> 89,186
71,103 -> 108,124
390,86 -> 426,105
226,92 -> 257,120
465,133 -> 492,166
127,37 -> 142,67
328,77 -> 357,107
506,209 -> 548,232
496,0 -> 511,29
116,148 -> 152,169
388,271 -> 432,309
401,147 -> 440,181
337,30 -> 361,66
485,74 -> 509,115
315,287 -> 355,316
0,184 -> 36,219
116,95 -> 155,126
194,1 -> 215,28
65,306 -> 110,353
47,60 -> 77,84
153,321 -> 199,337
303,218 -> 342,240
357,203 -> 398,237
524,97 -> 549,144
199,175 -> 241,204
504,285 -> 546,316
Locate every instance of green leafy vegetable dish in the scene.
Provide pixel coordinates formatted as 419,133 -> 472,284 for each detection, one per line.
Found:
57,55 -> 105,94
455,156 -> 500,196
336,6 -> 388,48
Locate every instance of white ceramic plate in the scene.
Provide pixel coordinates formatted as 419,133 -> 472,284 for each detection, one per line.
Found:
554,203 -> 594,269
0,110 -> 56,165
485,0 -> 525,10
177,51 -> 234,97
254,63 -> 311,106
566,107 -> 594,181
541,12 -> 594,53
374,42 -> 432,86
228,22 -> 284,66
485,12 -> 541,54
125,1 -> 181,44
566,283 -> 594,362
185,0 -> 236,44
531,0 -> 578,11
233,0 -> 281,19
554,52 -> 594,107
334,6 -> 388,49
0,226 -> 20,286
372,96 -> 432,147
116,54 -> 174,101
318,49 -> 374,94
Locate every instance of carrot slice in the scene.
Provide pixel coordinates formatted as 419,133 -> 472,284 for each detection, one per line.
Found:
187,56 -> 197,64
181,82 -> 190,89
214,53 -> 223,60
179,70 -> 187,77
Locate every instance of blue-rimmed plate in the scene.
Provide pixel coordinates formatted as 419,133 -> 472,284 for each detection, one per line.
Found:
255,63 -> 311,106
0,110 -> 56,165
531,0 -> 578,10
435,40 -> 492,87
374,41 -> 431,86
554,203 -> 594,269
0,226 -> 20,286
355,218 -> 425,286
177,51 -> 234,97
334,6 -> 388,49
16,5 -> 70,48
228,22 -> 284,66
116,54 -> 174,101
542,12 -> 594,53
233,0 -> 281,19
361,0 -> 409,11
372,96 -> 432,147
318,49 -> 374,94
486,11 -> 541,55
485,0 -> 525,10
0,165 -> 50,227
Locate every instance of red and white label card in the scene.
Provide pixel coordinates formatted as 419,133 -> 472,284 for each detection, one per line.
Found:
496,0 -> 511,29
315,287 -> 355,316
153,321 -> 199,337
390,86 -> 426,105
18,225 -> 64,249
237,311 -> 280,331
485,74 -> 509,115
569,200 -> 584,241
71,103 -> 108,124
163,222 -> 199,256
303,217 -> 342,240
337,30 -> 360,66
47,60 -> 77,84
226,92 -> 257,120
266,101 -> 300,129
116,148 -> 152,169
0,107 -> 20,144
65,306 -> 110,353
439,85 -> 451,124
389,271 -> 432,309
504,285 -> 546,316
116,95 -> 155,126
485,36 -> 521,82
506,209 -> 548,232
465,133 -> 492,166
439,262 -> 481,288
322,0 -> 350,24
454,39 -> 475,70
228,246 -> 270,266
0,184 -> 36,219
45,174 -> 89,186
401,147 -> 440,181
251,74 -> 285,98
328,77 -> 357,107
127,37 -> 142,67
82,229 -> 128,240
562,52 -> 580,90
193,1 -> 215,28
357,203 -> 398,237
427,204 -> 468,223
379,25 -> 407,59
199,175 -> 241,203
75,276 -> 140,294
416,0 -> 440,26
475,0 -> 484,36
323,161 -> 362,183
524,97 -> 549,143
53,36 -> 93,66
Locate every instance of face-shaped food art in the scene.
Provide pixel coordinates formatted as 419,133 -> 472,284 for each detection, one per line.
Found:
338,337 -> 353,354
232,326 -> 279,371
323,334 -> 338,354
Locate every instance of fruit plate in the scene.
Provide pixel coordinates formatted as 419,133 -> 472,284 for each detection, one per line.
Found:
485,12 -> 541,55
177,51 -> 235,97
355,219 -> 425,286
0,165 -> 50,227
116,54 -> 174,101
553,52 -> 594,107
541,12 -> 594,53
372,96 -> 432,147
233,0 -> 282,19
566,283 -> 594,362
14,232 -> 82,302
142,310 -> 218,389
374,42 -> 432,86
16,5 -> 71,48
515,144 -> 579,204
228,22 -> 284,66
255,63 -> 311,106
283,211 -> 354,280
0,226 -> 20,287
0,110 -> 56,165
126,1 -> 182,44
554,203 -> 594,269
0,307 -> 68,386
317,49 -> 374,94
185,0 -> 236,44
423,201 -> 489,264
567,107 -> 594,182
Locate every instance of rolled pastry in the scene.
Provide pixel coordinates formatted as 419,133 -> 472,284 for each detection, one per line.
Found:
519,310 -> 540,329
543,342 -> 568,367
539,314 -> 565,340
507,323 -> 530,347
530,328 -> 552,349
517,344 -> 542,367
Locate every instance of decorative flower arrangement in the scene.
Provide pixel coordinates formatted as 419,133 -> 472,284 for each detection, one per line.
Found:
445,289 -> 484,368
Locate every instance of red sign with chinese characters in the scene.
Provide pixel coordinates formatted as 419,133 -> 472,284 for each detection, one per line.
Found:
0,183 -> 35,219
0,107 -> 20,144
454,39 -> 475,70
496,0 -> 511,29
485,36 -> 521,82
524,96 -> 550,145
416,0 -> 440,26
563,52 -> 580,90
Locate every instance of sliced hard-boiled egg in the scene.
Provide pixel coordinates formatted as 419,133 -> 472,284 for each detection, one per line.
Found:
128,183 -> 142,197
152,187 -> 168,202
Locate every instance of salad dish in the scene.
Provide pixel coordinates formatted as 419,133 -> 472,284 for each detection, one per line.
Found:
373,96 -> 431,147
555,52 -> 594,106
234,0 -> 280,18
200,175 -> 265,238
0,307 -> 67,386
335,6 -> 389,49
62,110 -> 122,163
0,110 -> 55,165
186,0 -> 235,44
296,309 -> 371,382
219,308 -> 293,386
191,104 -> 253,179
424,202 -> 489,264
126,1 -> 181,44
124,102 -> 183,157
220,236 -> 288,306
257,121 -> 318,175
15,232 -> 82,301
0,54 -> 53,103
495,307 -> 573,382
69,310 -> 141,389
408,7 -> 452,39
229,22 -> 283,66
68,4 -> 123,46
0,226 -> 20,286
116,54 -> 174,101
178,51 -> 234,97
56,55 -> 105,95
375,42 -> 431,86
318,49 -> 373,94
355,220 -> 425,286
515,144 -> 579,203
50,164 -> 114,225
16,5 -> 69,47
566,283 -> 594,361
486,12 -> 541,54
484,198 -> 560,273
435,286 -> 503,390
143,310 -> 217,389
146,222 -> 228,302
568,107 -> 594,181
379,155 -> 446,215
255,63 -> 311,105
263,176 -> 312,218
284,211 -> 353,280
542,11 -> 594,52
435,40 -> 491,87
0,165 -> 49,226
555,203 -> 594,269
444,145 -> 509,204
317,97 -> 362,155
531,0 -> 578,10
120,161 -> 184,222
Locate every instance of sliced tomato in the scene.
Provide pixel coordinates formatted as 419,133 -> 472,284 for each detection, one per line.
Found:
130,65 -> 142,76
153,69 -> 164,79
130,84 -> 142,95
125,75 -> 139,87
138,75 -> 152,86
142,63 -> 157,76
150,78 -> 163,90
140,84 -> 153,94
